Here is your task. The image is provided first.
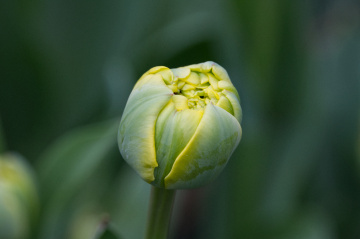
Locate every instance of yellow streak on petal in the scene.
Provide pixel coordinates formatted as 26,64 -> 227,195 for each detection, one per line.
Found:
153,108 -> 204,187
119,75 -> 173,182
164,104 -> 241,189
148,66 -> 169,74
187,61 -> 212,72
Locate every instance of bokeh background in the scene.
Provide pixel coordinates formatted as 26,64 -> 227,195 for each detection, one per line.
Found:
1,0 -> 360,238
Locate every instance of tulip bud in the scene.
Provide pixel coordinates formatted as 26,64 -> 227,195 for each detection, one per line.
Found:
118,61 -> 242,189
0,153 -> 39,239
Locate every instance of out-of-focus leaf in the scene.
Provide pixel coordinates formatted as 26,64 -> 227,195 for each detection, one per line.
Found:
36,119 -> 121,239
108,167 -> 150,239
37,119 -> 119,203
94,223 -> 119,239
279,208 -> 335,239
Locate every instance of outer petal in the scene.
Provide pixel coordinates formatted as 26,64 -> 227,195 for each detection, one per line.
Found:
118,74 -> 173,182
223,90 -> 242,123
187,61 -> 213,73
153,101 -> 204,187
134,66 -> 169,90
164,103 -> 242,189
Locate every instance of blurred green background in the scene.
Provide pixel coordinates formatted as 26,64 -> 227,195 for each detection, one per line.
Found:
1,0 -> 360,238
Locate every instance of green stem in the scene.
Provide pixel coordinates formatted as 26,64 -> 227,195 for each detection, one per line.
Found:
145,186 -> 176,239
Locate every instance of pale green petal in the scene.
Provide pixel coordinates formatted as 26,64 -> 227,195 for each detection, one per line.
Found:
177,81 -> 186,89
218,80 -> 237,94
187,61 -> 213,72
216,96 -> 234,115
199,72 -> 209,84
171,67 -> 190,79
172,95 -> 189,110
182,84 -> 196,91
184,72 -> 200,85
148,66 -> 168,74
164,103 -> 242,189
156,69 -> 173,85
223,90 -> 242,123
118,75 -> 173,182
153,104 -> 204,187
154,101 -> 176,143
211,62 -> 231,82
208,73 -> 219,91
134,66 -> 169,89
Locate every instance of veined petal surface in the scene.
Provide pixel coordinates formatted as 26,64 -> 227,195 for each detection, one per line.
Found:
118,75 -> 173,182
164,103 -> 242,189
153,99 -> 203,187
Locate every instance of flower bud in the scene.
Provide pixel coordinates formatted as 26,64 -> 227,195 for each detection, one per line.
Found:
118,61 -> 242,189
0,153 -> 39,239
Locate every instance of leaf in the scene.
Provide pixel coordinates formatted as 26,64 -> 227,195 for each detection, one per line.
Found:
94,222 -> 120,239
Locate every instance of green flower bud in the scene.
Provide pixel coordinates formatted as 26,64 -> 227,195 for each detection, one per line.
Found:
0,153 -> 39,239
118,61 -> 242,189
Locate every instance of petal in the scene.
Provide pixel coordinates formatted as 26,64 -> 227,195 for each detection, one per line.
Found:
153,104 -> 204,187
182,84 -> 196,91
118,75 -> 173,182
156,69 -> 173,85
172,95 -> 189,110
199,73 -> 209,84
218,80 -> 237,94
216,96 -> 234,115
171,67 -> 190,79
184,72 -> 200,85
177,81 -> 186,89
208,73 -> 219,91
211,62 -> 231,82
148,66 -> 169,74
134,66 -> 170,89
187,61 -> 213,72
223,90 -> 242,123
164,103 -> 242,189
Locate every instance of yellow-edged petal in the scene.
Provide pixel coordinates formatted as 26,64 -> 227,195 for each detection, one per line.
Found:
223,90 -> 242,123
164,103 -> 242,189
172,95 -> 189,111
171,67 -> 190,79
134,66 -> 169,89
118,75 -> 173,182
216,96 -> 234,115
153,105 -> 204,187
184,72 -> 200,85
211,62 -> 231,82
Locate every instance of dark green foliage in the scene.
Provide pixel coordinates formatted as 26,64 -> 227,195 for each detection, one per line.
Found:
0,0 -> 359,238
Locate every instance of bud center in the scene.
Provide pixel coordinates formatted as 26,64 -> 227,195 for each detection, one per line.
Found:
165,71 -> 222,110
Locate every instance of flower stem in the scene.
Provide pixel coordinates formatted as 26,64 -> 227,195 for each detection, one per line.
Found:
145,186 -> 176,239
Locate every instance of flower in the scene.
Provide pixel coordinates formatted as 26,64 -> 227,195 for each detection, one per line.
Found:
0,153 -> 39,238
118,61 -> 242,189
